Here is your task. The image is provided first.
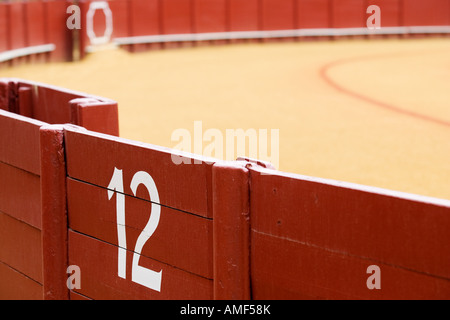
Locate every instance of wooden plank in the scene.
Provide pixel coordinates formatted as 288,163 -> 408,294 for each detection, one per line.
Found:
403,0 -> 450,26
64,126 -> 215,218
28,83 -> 81,124
261,0 -> 296,31
44,0 -> 72,62
330,0 -> 366,28
369,0 -> 401,27
0,262 -> 43,300
0,4 -> 8,53
212,162 -> 250,299
228,0 -> 259,32
67,178 -> 213,279
129,0 -> 160,37
8,2 -> 26,51
297,0 -> 331,29
68,230 -> 213,300
249,167 -> 450,282
69,98 -> 119,136
161,0 -> 193,35
0,161 -> 41,229
251,231 -> 450,299
0,109 -> 45,175
40,125 -> 69,300
24,1 -> 46,47
0,212 -> 43,284
194,0 -> 228,33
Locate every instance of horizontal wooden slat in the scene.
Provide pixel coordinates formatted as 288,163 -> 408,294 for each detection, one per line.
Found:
0,262 -> 43,300
0,161 -> 41,229
64,126 -> 216,218
68,230 -> 213,300
67,178 -> 213,279
251,231 -> 450,299
249,167 -> 450,281
0,212 -> 43,284
0,109 -> 45,175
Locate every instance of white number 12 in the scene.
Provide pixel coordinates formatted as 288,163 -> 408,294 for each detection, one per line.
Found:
107,167 -> 162,292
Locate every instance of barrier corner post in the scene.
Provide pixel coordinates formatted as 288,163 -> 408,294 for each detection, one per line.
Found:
40,124 -> 69,300
212,161 -> 251,300
69,98 -> 120,136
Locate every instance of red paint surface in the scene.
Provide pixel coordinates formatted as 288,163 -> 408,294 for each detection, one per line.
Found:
0,212 -> 43,284
194,0 -> 227,33
249,167 -> 450,298
0,4 -> 9,52
261,0 -> 296,30
228,0 -> 259,31
403,0 -> 450,26
0,262 -> 43,300
8,2 -> 26,50
296,0 -> 331,28
0,162 -> 41,228
0,109 -> 44,175
40,125 -> 68,300
24,1 -> 46,47
67,178 -> 213,279
252,231 -> 450,299
44,0 -> 72,62
369,0 -> 402,27
129,0 -> 160,36
109,0 -> 130,38
64,127 -> 214,218
161,0 -> 193,34
330,0 -> 366,28
212,163 -> 250,300
69,230 -> 213,299
69,98 -> 119,136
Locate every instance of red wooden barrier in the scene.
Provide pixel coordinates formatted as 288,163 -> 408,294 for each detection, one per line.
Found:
129,0 -> 160,36
161,0 -> 194,35
212,162 -> 251,300
296,0 -> 331,29
0,260 -> 42,300
64,125 -> 215,299
109,0 -> 130,38
228,0 -> 259,32
40,125 -> 69,300
194,0 -> 228,33
249,166 -> 450,299
260,0 -> 296,31
0,79 -> 120,300
24,1 -> 46,47
5,79 -> 119,135
403,0 -> 450,26
0,108 -> 44,175
0,3 -> 9,53
44,0 -> 72,62
0,110 -> 45,300
8,2 -> 26,51
369,0 -> 402,27
330,0 -> 366,28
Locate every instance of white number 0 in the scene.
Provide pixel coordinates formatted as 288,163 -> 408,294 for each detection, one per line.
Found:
107,167 -> 162,292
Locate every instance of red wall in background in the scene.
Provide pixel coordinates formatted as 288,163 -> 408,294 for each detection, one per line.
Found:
161,0 -> 193,34
228,0 -> 259,31
260,0 -> 296,31
297,0 -> 331,29
194,0 -> 228,33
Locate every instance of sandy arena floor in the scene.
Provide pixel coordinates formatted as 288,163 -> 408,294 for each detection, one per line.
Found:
1,38 -> 449,200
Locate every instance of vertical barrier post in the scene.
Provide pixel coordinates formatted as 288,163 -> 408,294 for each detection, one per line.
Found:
212,162 -> 251,300
40,124 -> 69,300
69,98 -> 119,136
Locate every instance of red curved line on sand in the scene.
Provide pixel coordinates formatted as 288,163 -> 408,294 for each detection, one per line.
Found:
319,57 -> 450,129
